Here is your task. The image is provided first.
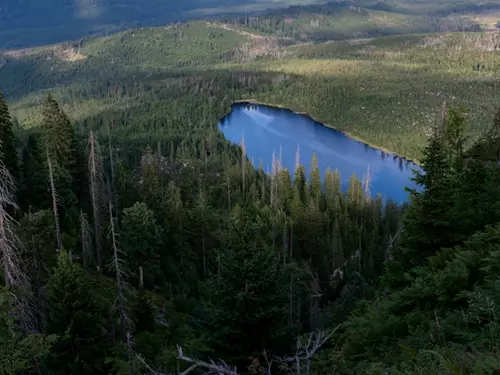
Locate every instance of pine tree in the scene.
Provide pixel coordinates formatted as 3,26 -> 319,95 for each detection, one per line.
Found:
19,134 -> 47,211
444,106 -> 468,162
310,153 -> 321,205
401,128 -> 454,266
46,251 -> 111,374
294,165 -> 307,204
325,168 -> 342,214
347,173 -> 364,218
0,92 -> 18,180
41,94 -> 77,208
277,168 -> 293,212
206,202 -> 290,365
122,202 -> 162,288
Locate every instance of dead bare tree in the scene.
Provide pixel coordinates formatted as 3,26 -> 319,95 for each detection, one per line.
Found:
79,210 -> 93,267
46,150 -> 62,252
107,121 -> 119,221
275,326 -> 341,375
0,143 -> 38,335
176,346 -> 238,375
88,131 -> 104,271
240,134 -> 246,196
109,201 -> 134,375
135,324 -> 339,375
0,152 -> 21,288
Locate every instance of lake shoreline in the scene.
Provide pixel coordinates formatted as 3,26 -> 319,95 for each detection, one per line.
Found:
233,99 -> 421,166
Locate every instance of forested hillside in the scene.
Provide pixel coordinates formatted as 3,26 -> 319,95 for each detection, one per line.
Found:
2,75 -> 500,374
0,0 -> 325,48
1,0 -> 500,373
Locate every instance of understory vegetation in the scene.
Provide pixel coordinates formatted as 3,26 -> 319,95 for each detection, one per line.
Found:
1,0 -> 500,374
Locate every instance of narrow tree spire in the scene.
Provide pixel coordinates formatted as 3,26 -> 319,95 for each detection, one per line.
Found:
363,164 -> 371,201
88,131 -> 104,271
295,143 -> 300,172
241,134 -> 246,195
47,149 -> 62,252
79,210 -> 92,267
0,92 -> 19,179
109,201 -> 126,336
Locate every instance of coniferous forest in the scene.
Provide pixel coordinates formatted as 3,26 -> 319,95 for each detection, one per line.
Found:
2,82 -> 500,373
2,0 -> 500,374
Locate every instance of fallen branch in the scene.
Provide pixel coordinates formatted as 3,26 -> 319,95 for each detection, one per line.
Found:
177,345 -> 237,375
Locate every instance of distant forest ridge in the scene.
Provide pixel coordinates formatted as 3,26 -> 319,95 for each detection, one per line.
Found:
0,0 -> 327,48
1,0 -> 499,48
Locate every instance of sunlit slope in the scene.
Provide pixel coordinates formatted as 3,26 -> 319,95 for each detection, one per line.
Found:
223,1 -> 495,42
238,31 -> 499,156
0,22 -> 249,99
1,18 -> 499,160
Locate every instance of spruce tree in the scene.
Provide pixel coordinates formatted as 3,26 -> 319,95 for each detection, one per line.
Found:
310,153 -> 321,204
41,94 -> 77,208
19,134 -> 47,210
401,128 -> 454,266
0,92 -> 18,180
122,202 -> 162,288
206,202 -> 289,365
46,251 -> 111,374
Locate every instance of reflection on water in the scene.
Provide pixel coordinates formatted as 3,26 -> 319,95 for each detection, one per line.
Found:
218,103 -> 421,202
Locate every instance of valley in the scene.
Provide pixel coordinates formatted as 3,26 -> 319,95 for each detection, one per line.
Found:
1,1 -> 499,160
1,1 -> 500,374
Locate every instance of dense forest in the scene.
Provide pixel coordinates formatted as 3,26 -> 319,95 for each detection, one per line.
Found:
1,0 -> 500,373
1,73 -> 500,373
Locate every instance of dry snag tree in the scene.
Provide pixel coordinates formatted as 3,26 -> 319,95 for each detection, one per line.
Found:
0,142 -> 37,334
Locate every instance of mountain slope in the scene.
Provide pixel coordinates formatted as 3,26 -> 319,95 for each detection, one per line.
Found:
0,0 -> 328,48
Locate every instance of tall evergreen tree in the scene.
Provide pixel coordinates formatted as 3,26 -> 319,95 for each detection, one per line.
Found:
401,128 -> 454,266
310,153 -> 321,205
0,92 -> 18,179
41,94 -> 77,208
206,202 -> 290,365
122,202 -> 162,288
19,134 -> 47,210
46,251 -> 111,374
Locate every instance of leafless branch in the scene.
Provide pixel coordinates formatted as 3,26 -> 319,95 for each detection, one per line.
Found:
88,131 -> 104,271
274,325 -> 341,375
46,149 -> 62,252
0,142 -> 38,334
79,210 -> 93,267
177,345 -> 237,375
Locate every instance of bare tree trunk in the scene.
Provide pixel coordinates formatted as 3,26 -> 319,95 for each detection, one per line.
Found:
107,123 -> 119,221
226,173 -> 231,210
241,135 -> 246,196
89,131 -> 103,271
1,146 -> 38,335
202,229 -> 206,279
79,210 -> 92,267
47,151 -> 62,252
109,201 -> 126,338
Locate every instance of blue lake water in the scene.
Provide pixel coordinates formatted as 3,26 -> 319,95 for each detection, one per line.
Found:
218,103 -> 420,203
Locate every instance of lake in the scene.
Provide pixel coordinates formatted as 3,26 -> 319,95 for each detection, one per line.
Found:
218,102 -> 420,203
